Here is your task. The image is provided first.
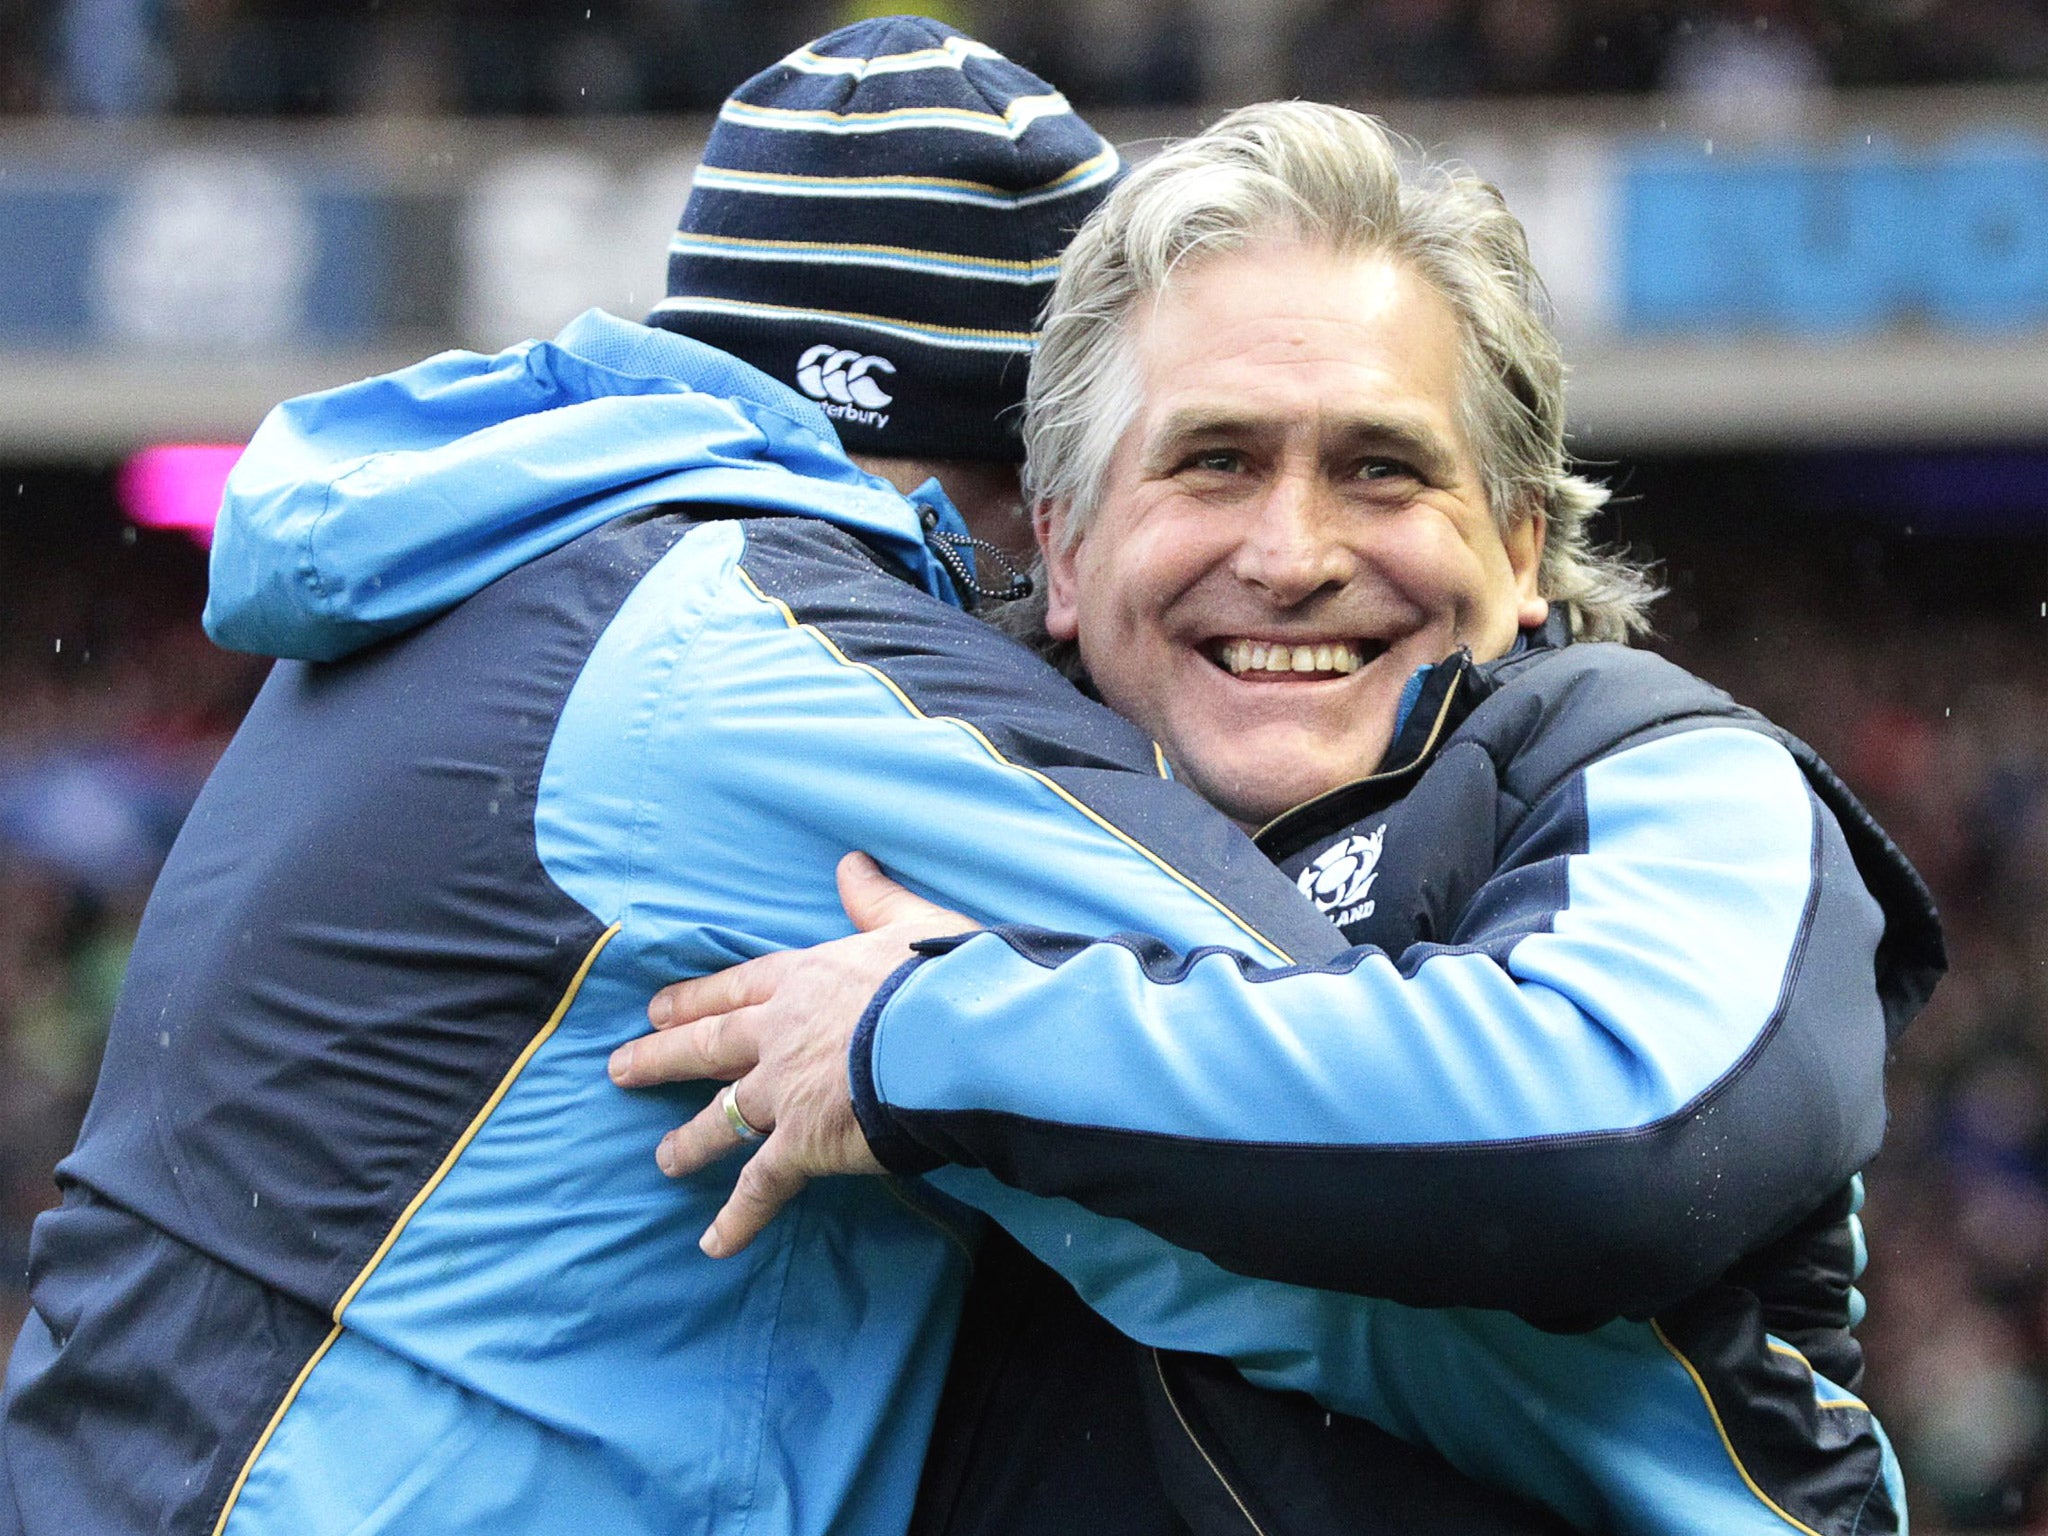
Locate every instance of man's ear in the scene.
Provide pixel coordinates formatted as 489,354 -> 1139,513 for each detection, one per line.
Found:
1034,502 -> 1082,642
1506,506 -> 1548,629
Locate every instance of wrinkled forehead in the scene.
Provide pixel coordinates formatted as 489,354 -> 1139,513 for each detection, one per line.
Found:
1118,245 -> 1475,460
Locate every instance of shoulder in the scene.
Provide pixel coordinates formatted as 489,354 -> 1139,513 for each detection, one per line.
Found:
1471,641 -> 1945,1033
1463,640 -> 1770,810
728,517 -> 1164,776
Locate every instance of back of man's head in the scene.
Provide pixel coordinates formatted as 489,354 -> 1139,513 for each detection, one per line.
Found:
648,17 -> 1119,468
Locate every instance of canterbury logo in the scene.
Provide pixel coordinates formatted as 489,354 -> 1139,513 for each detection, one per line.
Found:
796,345 -> 896,410
1297,824 -> 1386,927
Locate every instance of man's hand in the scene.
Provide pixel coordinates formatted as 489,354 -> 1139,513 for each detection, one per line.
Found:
608,852 -> 975,1257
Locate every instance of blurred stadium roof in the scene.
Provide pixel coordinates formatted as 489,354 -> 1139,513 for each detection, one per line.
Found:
3,87 -> 2046,454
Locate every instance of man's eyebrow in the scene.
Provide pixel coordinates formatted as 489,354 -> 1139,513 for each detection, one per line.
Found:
1148,407 -> 1269,444
1144,407 -> 1457,478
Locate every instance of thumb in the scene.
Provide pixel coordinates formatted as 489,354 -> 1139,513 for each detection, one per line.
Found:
837,852 -> 964,935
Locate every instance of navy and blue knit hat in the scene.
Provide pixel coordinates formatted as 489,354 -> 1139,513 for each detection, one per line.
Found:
647,17 -> 1120,463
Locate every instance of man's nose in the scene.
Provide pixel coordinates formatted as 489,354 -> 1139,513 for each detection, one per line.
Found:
1232,471 -> 1354,606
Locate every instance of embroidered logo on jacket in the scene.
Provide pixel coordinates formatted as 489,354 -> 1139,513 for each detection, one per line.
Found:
1297,825 -> 1386,927
796,345 -> 895,431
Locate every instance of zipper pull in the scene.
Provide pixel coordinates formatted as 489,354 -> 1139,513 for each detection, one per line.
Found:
918,505 -> 1034,610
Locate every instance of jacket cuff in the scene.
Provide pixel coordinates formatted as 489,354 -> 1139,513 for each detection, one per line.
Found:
848,950 -> 948,1175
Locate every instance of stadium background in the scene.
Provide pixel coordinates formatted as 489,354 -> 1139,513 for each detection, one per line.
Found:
3,0 -> 2047,1527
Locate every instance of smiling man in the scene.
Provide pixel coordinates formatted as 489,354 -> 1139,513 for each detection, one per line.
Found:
1038,241 -> 1546,825
629,104 -> 1946,1535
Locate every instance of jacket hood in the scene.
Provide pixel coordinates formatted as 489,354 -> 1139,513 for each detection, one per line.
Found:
206,309 -> 969,661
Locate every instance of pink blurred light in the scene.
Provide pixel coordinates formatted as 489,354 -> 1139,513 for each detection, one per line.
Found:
117,444 -> 245,550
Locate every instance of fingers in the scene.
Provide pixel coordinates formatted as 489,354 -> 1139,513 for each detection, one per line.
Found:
836,851 -> 912,932
836,851 -> 971,936
700,1143 -> 810,1258
610,1005 -> 758,1087
655,1079 -> 770,1180
650,1083 -> 809,1258
623,860 -> 976,1262
648,953 -> 783,1031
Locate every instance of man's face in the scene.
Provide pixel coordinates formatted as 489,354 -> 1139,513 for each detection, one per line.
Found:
1041,242 -> 1548,828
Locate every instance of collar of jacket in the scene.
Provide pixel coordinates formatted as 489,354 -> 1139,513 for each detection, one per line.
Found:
1253,608 -> 1570,858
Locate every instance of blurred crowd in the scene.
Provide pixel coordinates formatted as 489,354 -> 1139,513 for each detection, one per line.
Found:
0,479 -> 262,1366
1793,610 -> 2048,1531
2,0 -> 2047,117
2,467 -> 2048,1528
1644,500 -> 2048,1532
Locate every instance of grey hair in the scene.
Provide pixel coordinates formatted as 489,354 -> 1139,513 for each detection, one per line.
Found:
1023,101 -> 1658,643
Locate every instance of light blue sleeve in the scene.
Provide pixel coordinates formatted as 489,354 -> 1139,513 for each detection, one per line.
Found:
857,728 -> 1893,1321
875,729 -> 1819,1144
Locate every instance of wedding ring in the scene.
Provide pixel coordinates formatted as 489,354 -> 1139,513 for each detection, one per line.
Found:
720,1082 -> 768,1144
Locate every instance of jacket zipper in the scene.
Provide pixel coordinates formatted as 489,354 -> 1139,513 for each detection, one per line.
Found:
1150,1349 -> 1272,1536
1253,654 -> 1471,851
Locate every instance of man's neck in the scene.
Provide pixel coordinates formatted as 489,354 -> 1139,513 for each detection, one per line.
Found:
851,455 -> 1033,562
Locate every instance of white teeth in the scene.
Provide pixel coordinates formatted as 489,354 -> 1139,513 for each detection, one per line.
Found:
1219,639 -> 1367,676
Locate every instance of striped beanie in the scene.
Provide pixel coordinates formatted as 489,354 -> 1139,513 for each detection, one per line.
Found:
647,18 -> 1120,463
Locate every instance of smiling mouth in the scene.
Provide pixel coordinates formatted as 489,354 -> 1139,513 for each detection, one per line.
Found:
1208,638 -> 1388,679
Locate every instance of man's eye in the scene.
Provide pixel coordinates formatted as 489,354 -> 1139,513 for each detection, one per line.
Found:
1357,458 -> 1418,482
1183,449 -> 1242,473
